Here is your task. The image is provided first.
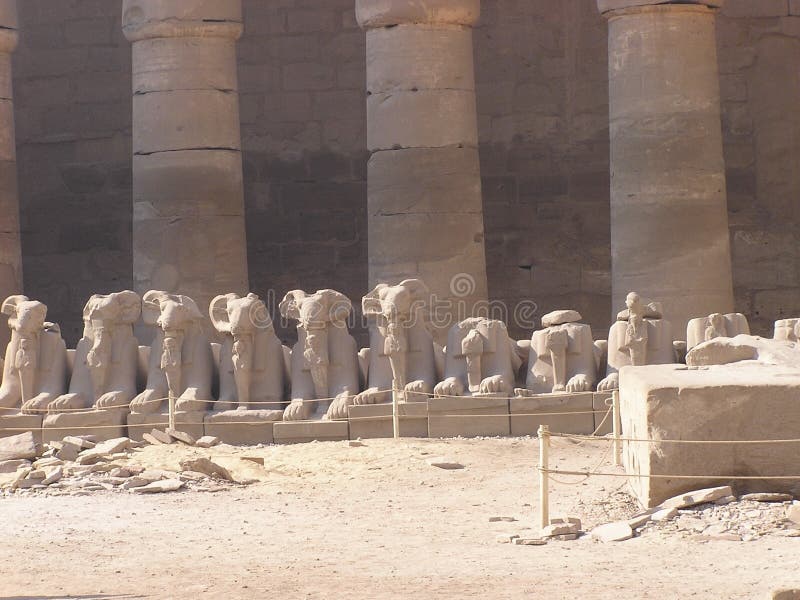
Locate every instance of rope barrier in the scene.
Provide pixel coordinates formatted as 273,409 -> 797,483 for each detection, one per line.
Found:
549,432 -> 800,445
539,467 -> 800,481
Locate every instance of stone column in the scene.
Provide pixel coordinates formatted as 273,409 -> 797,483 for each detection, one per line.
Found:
356,0 -> 488,331
122,0 -> 248,334
599,0 -> 734,333
0,0 -> 19,350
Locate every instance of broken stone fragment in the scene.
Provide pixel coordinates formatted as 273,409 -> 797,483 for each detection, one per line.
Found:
195,435 -> 220,448
148,429 -> 173,444
591,521 -> 633,542
0,459 -> 30,473
488,516 -> 518,523
56,442 -> 82,462
179,457 -> 232,481
42,467 -> 62,485
427,458 -> 464,470
62,436 -> 95,450
650,507 -> 678,522
740,493 -> 793,503
659,486 -> 734,510
0,432 -> 37,461
513,538 -> 547,546
132,479 -> 184,494
166,428 -> 196,445
142,433 -> 164,446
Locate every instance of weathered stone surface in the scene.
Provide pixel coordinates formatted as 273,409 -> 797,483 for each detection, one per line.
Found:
0,414 -> 43,447
739,493 -> 793,503
195,435 -> 220,448
42,410 -> 127,445
204,409 -> 282,446
132,478 -> 184,494
166,428 -> 196,446
148,429 -> 172,444
510,393 -> 595,436
179,457 -> 232,481
356,0 -> 480,28
142,433 -> 164,445
593,392 -> 614,436
273,420 -> 349,445
621,362 -> 800,507
540,310 -> 583,328
428,458 -> 464,470
0,431 -> 37,461
427,395 -> 510,438
347,402 -> 428,439
591,521 -> 633,542
126,412 -> 204,442
598,0 -> 723,14
605,3 -> 734,333
0,458 -> 28,473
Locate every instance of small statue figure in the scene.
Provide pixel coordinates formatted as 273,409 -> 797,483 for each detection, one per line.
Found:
686,312 -> 750,351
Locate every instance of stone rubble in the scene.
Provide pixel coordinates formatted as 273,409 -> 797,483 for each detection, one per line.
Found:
0,430 -> 254,497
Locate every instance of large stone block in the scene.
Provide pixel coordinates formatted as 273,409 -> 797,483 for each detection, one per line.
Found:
204,409 -> 283,446
356,0 -> 480,28
273,420 -> 349,445
133,89 -> 241,154
126,411 -> 205,441
43,410 -> 127,444
428,395 -> 509,438
366,89 -> 478,152
366,26 -> 475,94
510,392 -> 595,436
348,402 -> 428,439
620,364 -> 800,508
0,414 -> 42,448
597,0 -> 723,14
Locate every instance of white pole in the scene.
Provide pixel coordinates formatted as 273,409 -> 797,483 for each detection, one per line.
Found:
613,389 -> 622,467
538,424 -> 550,530
392,379 -> 400,439
168,391 -> 176,431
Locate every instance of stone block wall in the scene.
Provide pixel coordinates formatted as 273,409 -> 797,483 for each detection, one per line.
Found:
9,0 -> 800,346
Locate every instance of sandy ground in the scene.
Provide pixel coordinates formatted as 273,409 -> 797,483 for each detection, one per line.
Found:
0,436 -> 797,599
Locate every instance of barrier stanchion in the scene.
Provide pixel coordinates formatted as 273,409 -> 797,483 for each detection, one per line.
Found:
538,424 -> 550,530
612,390 -> 621,467
392,381 -> 400,440
168,391 -> 176,431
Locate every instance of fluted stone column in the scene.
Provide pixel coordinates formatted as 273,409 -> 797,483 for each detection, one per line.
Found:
356,0 -> 488,329
122,0 -> 248,331
599,0 -> 734,333
0,0 -> 19,350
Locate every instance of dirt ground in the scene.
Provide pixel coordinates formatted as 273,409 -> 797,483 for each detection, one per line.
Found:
0,436 -> 797,599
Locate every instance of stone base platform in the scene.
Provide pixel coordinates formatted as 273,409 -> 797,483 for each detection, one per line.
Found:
0,413 -> 43,447
427,395 -> 509,438
43,410 -> 127,444
273,420 -> 349,444
593,391 -> 613,436
348,402 -> 428,439
620,363 -> 800,508
509,392 -> 594,436
126,411 -> 205,441
204,409 -> 283,445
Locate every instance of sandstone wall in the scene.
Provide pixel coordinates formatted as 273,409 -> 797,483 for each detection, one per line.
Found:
10,0 -> 800,345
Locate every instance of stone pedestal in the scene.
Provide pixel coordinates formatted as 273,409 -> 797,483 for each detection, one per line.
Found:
204,409 -> 282,446
273,420 -> 349,445
620,363 -> 800,508
42,410 -> 127,444
122,0 -> 248,342
0,413 -> 42,447
427,394 -> 509,438
599,1 -> 733,333
348,402 -> 429,439
510,392 -> 595,437
593,391 -> 613,436
126,411 -> 205,441
357,0 -> 488,336
0,0 -> 19,351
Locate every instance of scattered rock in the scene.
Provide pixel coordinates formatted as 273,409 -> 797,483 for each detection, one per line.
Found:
42,467 -> 62,485
513,538 -> 547,546
148,429 -> 173,444
120,477 -> 151,490
0,432 -> 37,461
92,438 -> 132,455
56,442 -> 81,462
542,519 -> 581,537
714,495 -> 737,506
179,471 -> 208,482
166,429 -> 196,445
142,433 -> 164,446
740,493 -> 793,503
139,469 -> 174,482
62,436 -> 95,449
651,507 -> 678,522
591,521 -> 633,542
33,457 -> 63,469
787,504 -> 800,525
552,533 -> 579,541
26,469 -> 46,480
489,516 -> 518,523
195,436 -> 220,448
496,534 -> 520,543
241,456 -> 264,466
132,479 -> 184,494
427,459 -> 464,470
660,486 -> 733,510
348,440 -> 365,448
108,467 -> 131,478
179,458 -> 232,482
627,510 -> 656,529
0,459 -> 30,473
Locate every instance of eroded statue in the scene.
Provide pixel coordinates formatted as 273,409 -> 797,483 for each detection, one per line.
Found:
0,295 -> 67,413
355,279 -> 437,406
434,317 -> 520,397
47,291 -> 141,413
210,292 -> 286,410
130,291 -> 214,414
597,292 -> 674,391
686,312 -> 750,351
774,318 -> 800,342
280,289 -> 359,421
516,309 -> 596,395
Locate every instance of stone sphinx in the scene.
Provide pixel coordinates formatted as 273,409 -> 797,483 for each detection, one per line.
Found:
47,291 -> 141,413
355,279 -> 437,406
434,317 -> 519,398
0,295 -> 67,414
686,312 -> 750,351
280,289 -> 360,421
774,318 -> 800,342
130,291 -> 214,414
516,309 -> 597,395
209,292 -> 286,410
597,292 -> 674,391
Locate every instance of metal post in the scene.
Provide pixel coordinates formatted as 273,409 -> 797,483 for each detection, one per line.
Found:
538,424 -> 550,530
392,379 -> 400,439
613,390 -> 622,467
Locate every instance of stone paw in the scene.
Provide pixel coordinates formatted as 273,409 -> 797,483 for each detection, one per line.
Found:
596,373 -> 619,392
47,393 -> 85,414
434,377 -> 464,398
566,374 -> 592,393
479,374 -> 509,395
